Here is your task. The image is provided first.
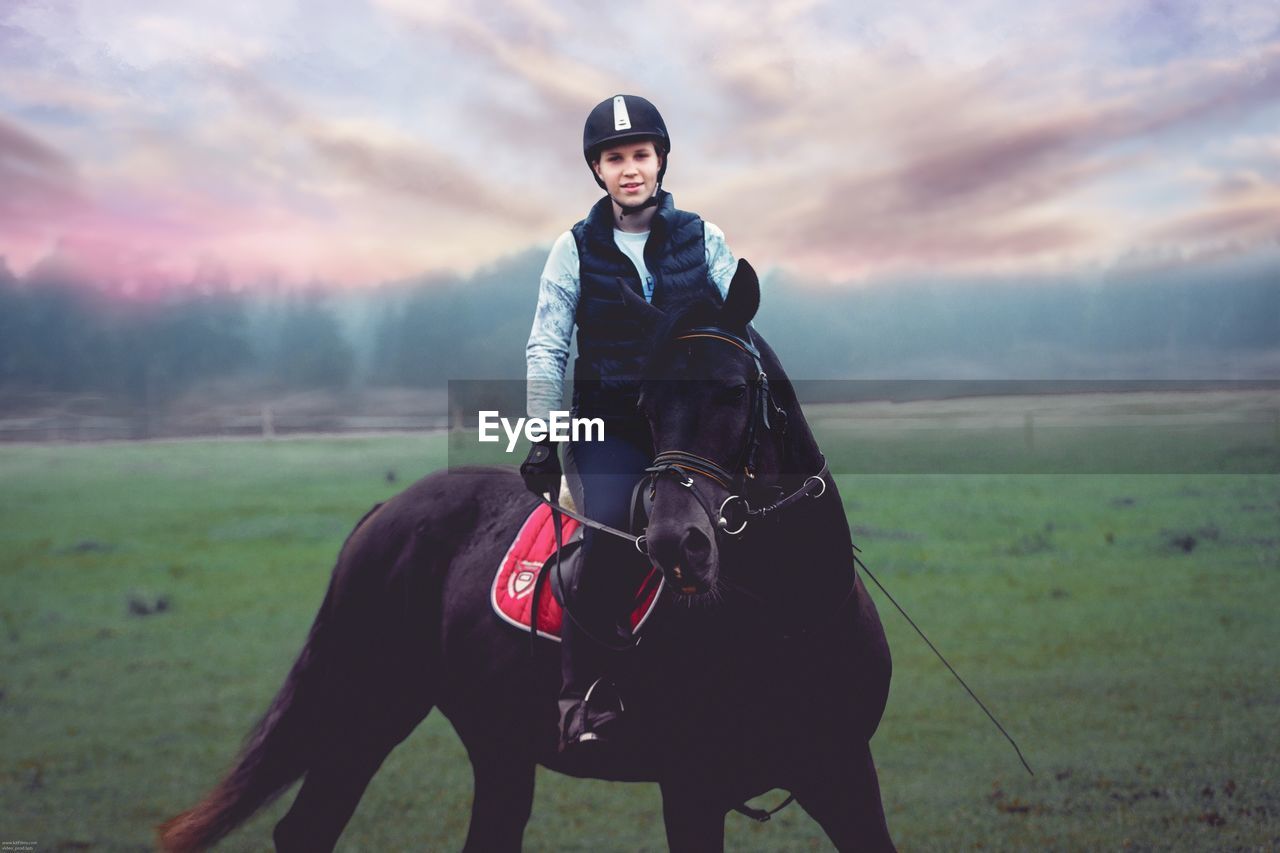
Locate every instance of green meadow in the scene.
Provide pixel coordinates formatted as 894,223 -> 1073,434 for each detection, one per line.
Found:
2,402 -> 1278,850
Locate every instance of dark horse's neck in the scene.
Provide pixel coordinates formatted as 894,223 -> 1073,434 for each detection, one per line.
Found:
722,335 -> 858,630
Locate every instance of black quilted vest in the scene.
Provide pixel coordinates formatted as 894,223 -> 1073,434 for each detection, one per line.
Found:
571,190 -> 711,416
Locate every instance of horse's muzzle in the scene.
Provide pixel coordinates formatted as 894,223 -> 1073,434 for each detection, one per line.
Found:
647,524 -> 715,594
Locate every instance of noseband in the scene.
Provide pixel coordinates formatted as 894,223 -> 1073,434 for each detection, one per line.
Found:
637,326 -> 828,544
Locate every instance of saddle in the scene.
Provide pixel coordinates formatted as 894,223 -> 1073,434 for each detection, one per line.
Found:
491,503 -> 664,642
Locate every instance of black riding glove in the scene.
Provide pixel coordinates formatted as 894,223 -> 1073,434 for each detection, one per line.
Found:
520,437 -> 561,501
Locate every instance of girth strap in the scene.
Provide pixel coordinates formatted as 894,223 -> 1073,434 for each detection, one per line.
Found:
732,792 -> 797,822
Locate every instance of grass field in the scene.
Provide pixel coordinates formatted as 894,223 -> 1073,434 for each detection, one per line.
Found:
2,397 -> 1278,850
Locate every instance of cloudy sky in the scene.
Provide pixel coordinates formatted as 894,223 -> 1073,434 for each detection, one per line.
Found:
1,0 -> 1277,290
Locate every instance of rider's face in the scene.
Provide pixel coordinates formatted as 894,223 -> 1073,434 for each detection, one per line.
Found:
592,140 -> 663,205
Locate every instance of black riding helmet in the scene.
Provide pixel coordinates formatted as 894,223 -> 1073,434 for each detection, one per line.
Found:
582,94 -> 670,202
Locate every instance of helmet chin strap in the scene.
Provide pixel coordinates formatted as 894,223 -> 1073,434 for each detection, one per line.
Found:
616,183 -> 661,219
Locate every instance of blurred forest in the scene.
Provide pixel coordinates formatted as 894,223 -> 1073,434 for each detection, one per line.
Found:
0,245 -> 1276,437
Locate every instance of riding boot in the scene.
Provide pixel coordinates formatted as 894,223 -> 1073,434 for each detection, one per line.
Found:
557,528 -> 637,752
557,414 -> 653,753
557,608 -> 628,751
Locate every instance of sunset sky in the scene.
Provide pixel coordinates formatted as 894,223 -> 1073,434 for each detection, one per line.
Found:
2,0 -> 1278,290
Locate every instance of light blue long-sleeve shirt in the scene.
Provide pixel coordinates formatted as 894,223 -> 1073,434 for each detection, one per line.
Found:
525,223 -> 738,420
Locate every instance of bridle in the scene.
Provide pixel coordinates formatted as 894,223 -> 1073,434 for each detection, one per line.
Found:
635,325 -> 828,549
648,325 -> 782,487
537,323 -> 830,650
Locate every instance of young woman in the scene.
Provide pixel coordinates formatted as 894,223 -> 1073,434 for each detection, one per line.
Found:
522,94 -> 739,754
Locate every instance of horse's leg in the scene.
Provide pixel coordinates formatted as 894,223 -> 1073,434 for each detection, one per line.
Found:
792,740 -> 895,853
460,750 -> 536,853
660,784 -> 727,853
448,678 -> 544,852
271,690 -> 433,853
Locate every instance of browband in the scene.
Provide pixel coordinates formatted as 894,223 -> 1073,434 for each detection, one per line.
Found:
674,327 -> 761,359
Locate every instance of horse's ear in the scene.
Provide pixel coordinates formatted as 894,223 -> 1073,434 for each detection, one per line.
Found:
721,259 -> 759,328
616,276 -> 664,331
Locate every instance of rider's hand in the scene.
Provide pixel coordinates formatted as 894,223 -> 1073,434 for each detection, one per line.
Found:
520,437 -> 561,501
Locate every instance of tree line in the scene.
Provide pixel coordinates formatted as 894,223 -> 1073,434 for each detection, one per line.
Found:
1,245 -> 1276,411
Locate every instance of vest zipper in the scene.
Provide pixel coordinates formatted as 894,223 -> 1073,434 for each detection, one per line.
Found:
644,218 -> 665,304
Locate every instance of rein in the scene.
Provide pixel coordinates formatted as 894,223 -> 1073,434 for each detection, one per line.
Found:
533,453 -> 829,653
535,493 -> 643,654
642,451 -> 828,540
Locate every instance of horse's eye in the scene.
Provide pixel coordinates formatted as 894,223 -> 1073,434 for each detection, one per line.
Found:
716,384 -> 748,403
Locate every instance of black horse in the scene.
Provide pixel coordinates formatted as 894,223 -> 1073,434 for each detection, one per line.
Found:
158,261 -> 895,852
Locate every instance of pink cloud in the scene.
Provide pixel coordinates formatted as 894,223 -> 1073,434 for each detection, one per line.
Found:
2,2 -> 1278,290
0,115 -> 87,258
687,34 -> 1280,279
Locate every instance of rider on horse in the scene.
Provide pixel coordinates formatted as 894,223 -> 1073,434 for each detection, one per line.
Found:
521,94 -> 740,754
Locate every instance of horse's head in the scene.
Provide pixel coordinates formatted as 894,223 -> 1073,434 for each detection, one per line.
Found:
620,260 -> 788,600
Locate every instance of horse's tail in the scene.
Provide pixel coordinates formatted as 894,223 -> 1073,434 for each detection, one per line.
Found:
157,502 -> 392,852
155,617 -> 329,851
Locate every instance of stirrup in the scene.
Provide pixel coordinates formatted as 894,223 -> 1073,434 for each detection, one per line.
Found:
562,678 -> 625,750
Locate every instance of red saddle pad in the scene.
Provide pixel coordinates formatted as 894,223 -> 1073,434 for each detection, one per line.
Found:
491,503 -> 664,642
